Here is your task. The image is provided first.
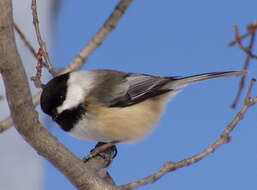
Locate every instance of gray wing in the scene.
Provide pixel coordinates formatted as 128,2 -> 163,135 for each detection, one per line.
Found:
124,74 -> 172,100
102,72 -> 174,107
90,70 -> 174,107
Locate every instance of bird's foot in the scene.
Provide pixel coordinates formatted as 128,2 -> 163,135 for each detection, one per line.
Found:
83,141 -> 118,164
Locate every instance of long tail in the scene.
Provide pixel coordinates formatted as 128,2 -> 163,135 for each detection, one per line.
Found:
168,70 -> 246,89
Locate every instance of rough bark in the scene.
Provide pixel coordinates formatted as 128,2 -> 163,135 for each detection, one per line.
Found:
0,0 -> 116,189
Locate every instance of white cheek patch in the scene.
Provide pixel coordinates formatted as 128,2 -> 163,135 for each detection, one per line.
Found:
56,71 -> 96,113
57,85 -> 84,113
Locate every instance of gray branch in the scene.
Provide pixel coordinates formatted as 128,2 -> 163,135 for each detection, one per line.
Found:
0,0 -> 117,189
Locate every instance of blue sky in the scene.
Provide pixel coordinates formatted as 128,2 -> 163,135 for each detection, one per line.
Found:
44,1 -> 257,189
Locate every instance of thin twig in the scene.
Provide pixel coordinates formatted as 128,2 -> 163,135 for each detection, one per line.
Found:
247,21 -> 257,35
31,0 -> 56,76
58,0 -> 134,75
228,32 -> 250,47
14,22 -> 47,67
0,115 -> 12,133
119,79 -> 257,190
0,91 -> 42,133
31,48 -> 45,88
228,22 -> 257,56
13,23 -> 37,58
233,25 -> 257,59
231,23 -> 256,108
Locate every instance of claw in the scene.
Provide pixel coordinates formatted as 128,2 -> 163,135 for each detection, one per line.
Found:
83,141 -> 118,163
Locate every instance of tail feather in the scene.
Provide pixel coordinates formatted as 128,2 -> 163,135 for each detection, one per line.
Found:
168,70 -> 246,89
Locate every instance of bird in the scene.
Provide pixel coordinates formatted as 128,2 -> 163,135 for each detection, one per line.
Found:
40,69 -> 245,157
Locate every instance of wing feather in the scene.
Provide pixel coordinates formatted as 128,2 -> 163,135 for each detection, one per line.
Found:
110,73 -> 173,107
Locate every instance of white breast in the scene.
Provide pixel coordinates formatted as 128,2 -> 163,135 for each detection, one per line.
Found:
68,116 -> 100,141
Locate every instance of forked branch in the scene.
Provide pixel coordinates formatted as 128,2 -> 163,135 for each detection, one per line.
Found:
229,22 -> 257,108
0,0 -> 134,133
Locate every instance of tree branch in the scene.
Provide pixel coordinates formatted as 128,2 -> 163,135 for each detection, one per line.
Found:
0,0 -> 116,189
230,22 -> 257,108
0,92 -> 41,133
59,0 -> 134,75
0,0 -> 134,133
13,22 -> 38,58
31,0 -> 56,76
119,79 -> 257,190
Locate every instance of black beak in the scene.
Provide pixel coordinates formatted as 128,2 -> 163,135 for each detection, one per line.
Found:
51,110 -> 58,121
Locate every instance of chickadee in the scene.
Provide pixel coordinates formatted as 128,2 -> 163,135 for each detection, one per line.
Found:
40,69 -> 244,143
